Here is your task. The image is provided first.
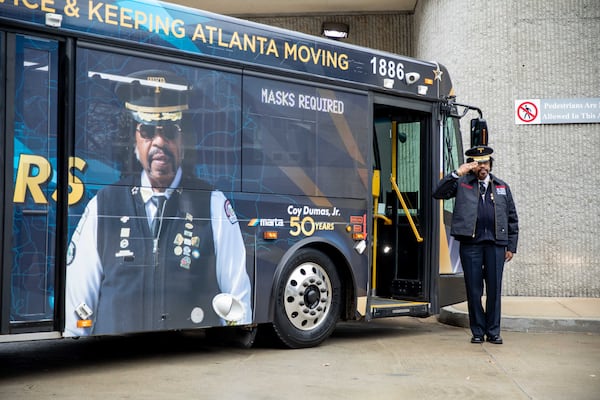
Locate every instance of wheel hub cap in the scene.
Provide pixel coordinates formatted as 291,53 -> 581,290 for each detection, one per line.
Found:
284,261 -> 332,331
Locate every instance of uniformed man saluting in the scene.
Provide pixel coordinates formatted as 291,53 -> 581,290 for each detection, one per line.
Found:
65,70 -> 252,336
433,145 -> 518,345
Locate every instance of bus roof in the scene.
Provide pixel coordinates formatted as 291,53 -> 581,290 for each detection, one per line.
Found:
0,0 -> 453,100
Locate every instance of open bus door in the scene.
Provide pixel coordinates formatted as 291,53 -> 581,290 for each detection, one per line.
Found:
1,33 -> 63,338
367,99 -> 436,319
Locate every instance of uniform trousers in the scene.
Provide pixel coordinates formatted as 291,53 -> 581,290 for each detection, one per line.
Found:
459,242 -> 506,338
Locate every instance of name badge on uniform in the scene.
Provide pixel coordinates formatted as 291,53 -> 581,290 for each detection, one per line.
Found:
496,185 -> 507,195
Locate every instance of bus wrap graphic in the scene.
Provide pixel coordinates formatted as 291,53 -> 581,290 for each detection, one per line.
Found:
0,0 -> 449,99
1,0 -> 469,347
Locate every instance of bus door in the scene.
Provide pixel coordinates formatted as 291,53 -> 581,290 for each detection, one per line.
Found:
368,100 -> 434,318
1,34 -> 61,335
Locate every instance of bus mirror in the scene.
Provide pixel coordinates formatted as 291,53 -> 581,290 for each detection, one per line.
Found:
470,118 -> 488,147
372,170 -> 381,198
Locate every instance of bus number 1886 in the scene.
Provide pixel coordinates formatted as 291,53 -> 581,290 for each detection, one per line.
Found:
370,56 -> 405,81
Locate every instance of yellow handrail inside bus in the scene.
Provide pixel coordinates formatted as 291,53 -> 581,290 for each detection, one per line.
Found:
391,121 -> 424,243
372,170 -> 393,225
371,170 -> 393,293
371,170 -> 379,293
389,178 -> 423,243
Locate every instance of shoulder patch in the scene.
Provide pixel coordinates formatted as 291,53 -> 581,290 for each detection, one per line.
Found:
224,200 -> 238,224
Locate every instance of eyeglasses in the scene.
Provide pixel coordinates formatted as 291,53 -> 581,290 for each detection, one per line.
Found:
137,124 -> 181,141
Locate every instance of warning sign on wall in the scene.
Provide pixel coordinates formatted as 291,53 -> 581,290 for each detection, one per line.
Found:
515,98 -> 600,125
515,100 -> 540,124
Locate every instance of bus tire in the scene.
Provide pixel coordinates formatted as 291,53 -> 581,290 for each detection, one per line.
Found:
272,248 -> 341,348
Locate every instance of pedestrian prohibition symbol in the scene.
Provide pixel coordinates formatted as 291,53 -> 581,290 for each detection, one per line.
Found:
515,99 -> 540,124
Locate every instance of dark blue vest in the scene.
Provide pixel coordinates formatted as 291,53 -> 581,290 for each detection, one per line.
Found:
93,175 -> 221,334
474,184 -> 496,243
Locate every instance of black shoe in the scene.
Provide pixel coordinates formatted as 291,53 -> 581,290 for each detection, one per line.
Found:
486,335 -> 503,344
471,336 -> 484,344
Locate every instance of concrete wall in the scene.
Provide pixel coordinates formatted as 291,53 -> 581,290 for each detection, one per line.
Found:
413,0 -> 600,297
248,0 -> 600,297
247,13 -> 413,55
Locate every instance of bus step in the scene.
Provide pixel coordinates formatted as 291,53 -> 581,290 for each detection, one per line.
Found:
369,297 -> 430,319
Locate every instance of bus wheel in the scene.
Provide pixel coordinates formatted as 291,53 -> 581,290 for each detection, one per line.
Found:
272,248 -> 341,348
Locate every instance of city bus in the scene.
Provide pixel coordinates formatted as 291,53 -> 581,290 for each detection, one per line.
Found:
0,0 -> 481,348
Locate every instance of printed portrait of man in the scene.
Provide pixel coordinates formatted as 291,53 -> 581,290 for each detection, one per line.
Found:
65,65 -> 251,337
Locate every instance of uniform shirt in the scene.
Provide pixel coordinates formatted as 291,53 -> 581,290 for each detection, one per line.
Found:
65,168 -> 252,337
474,176 -> 496,243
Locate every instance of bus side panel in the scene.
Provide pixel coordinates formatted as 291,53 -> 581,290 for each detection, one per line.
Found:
234,194 -> 369,324
239,75 -> 370,323
7,35 -> 59,332
64,47 -> 251,336
63,46 -> 371,337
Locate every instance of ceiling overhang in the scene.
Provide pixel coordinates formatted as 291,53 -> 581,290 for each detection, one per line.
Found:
170,0 -> 417,16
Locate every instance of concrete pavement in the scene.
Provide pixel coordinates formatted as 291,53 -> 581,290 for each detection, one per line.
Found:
439,296 -> 600,334
2,316 -> 599,400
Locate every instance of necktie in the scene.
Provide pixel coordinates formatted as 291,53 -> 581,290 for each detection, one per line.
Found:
151,195 -> 166,238
479,182 -> 486,197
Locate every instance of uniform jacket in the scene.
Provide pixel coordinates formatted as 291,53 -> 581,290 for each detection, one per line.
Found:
433,172 -> 519,253
94,174 -> 221,334
65,169 -> 253,338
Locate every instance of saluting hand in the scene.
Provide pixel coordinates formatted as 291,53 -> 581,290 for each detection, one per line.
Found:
456,161 -> 479,177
